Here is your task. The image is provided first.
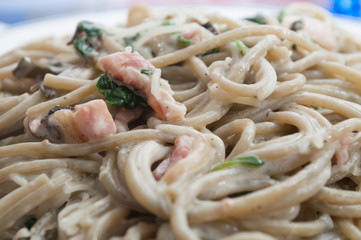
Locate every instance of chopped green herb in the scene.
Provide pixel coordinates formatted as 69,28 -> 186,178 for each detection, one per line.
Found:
68,20 -> 103,59
79,20 -> 103,37
141,69 -> 154,75
97,73 -> 148,109
73,38 -> 96,58
177,35 -> 192,47
161,20 -> 173,26
201,47 -> 220,56
24,216 -> 37,230
312,106 -> 324,111
123,33 -> 140,48
212,156 -> 264,171
292,44 -> 297,51
310,38 -> 318,45
278,9 -> 285,23
245,15 -> 267,25
234,40 -> 247,56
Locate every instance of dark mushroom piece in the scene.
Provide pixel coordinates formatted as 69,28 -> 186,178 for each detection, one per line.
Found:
12,57 -> 67,81
201,21 -> 219,35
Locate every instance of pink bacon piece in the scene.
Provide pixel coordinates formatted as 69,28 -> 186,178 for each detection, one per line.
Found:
153,135 -> 193,180
182,28 -> 202,45
335,135 -> 352,166
99,51 -> 186,122
72,99 -> 117,142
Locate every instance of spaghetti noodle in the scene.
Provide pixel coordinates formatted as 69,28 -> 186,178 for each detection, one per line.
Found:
1,2 -> 361,239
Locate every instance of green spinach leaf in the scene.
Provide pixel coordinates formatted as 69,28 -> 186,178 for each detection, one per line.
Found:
97,73 -> 148,109
177,35 -> 192,47
123,33 -> 140,48
245,15 -> 267,25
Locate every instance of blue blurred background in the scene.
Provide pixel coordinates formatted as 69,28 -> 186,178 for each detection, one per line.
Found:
0,0 -> 360,25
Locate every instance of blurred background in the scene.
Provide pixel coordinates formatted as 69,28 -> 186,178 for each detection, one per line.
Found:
0,0 -> 360,24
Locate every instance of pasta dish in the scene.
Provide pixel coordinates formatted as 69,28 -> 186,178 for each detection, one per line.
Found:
1,2 -> 361,239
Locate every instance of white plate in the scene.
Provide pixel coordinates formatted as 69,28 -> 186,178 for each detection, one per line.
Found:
0,5 -> 360,56
0,9 -> 127,56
